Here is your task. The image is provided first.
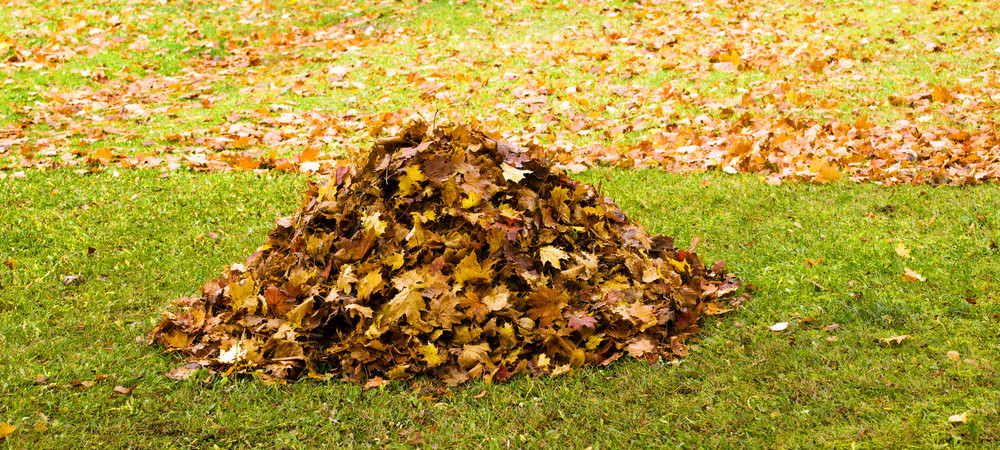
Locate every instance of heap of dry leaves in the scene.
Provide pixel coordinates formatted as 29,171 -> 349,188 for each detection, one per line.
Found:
151,120 -> 748,385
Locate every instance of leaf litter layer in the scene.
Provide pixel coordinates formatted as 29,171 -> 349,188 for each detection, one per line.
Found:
151,120 -> 748,385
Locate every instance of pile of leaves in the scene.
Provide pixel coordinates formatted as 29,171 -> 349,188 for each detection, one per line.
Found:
151,120 -> 748,385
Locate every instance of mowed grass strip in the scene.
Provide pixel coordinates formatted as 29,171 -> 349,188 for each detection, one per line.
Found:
1,168 -> 997,447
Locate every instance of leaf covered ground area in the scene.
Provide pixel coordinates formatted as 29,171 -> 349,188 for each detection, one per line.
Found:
1,0 -> 998,184
152,121 -> 746,385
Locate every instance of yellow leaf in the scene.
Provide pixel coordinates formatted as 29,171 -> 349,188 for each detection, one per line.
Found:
539,246 -> 569,269
551,364 -> 573,376
286,297 -> 315,329
218,341 -> 244,364
585,335 -> 604,350
813,160 -> 842,183
94,147 -> 113,162
362,211 -> 387,235
458,342 -> 491,369
881,335 -> 910,345
537,353 -> 550,368
384,252 -> 404,270
500,163 -> 531,183
453,253 -> 492,285
948,412 -> 968,424
228,277 -> 256,309
946,350 -> 961,361
397,165 -> 426,197
482,285 -> 510,311
386,288 -> 424,324
345,303 -> 373,319
901,267 -> 925,282
418,343 -> 442,366
895,242 -> 911,258
0,422 -> 16,439
460,191 -> 482,209
357,270 -> 384,301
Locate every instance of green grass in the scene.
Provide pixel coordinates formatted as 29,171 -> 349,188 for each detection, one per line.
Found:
1,168 -> 998,447
2,0 -> 1000,447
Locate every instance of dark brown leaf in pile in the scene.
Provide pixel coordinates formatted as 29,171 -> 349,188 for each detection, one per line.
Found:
150,119 -> 749,385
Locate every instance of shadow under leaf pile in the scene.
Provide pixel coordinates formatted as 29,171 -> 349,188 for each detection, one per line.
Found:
151,119 -> 749,385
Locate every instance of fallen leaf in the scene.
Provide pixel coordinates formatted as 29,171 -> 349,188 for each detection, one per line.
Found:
113,385 -> 134,395
0,422 -> 14,439
539,246 -> 569,269
946,351 -> 961,361
881,335 -> 910,345
769,322 -> 789,331
900,267 -> 925,283
948,412 -> 968,424
364,376 -> 389,389
895,242 -> 911,258
500,163 -> 531,183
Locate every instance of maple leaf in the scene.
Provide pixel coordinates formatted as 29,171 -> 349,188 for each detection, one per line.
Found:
500,162 -> 531,183
418,344 -> 443,366
568,315 -> 598,332
218,341 -> 246,364
626,337 -> 656,359
900,267 -> 925,282
397,165 -> 426,197
387,288 -> 425,325
457,342 -> 491,369
482,285 -> 510,312
895,242 -> 911,258
539,246 -> 569,269
0,422 -> 15,440
453,253 -> 492,285
881,335 -> 910,345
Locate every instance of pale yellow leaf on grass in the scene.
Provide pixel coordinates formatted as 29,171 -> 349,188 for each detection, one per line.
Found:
769,322 -> 789,331
881,335 -> 910,345
948,412 -> 968,424
946,350 -> 961,361
895,242 -> 911,258
900,267 -> 925,282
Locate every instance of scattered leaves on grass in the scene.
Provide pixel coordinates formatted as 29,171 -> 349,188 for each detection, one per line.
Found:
2,1 -> 1000,185
151,120 -> 748,385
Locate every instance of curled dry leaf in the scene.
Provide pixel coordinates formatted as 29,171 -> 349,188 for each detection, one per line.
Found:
948,412 -> 968,424
769,322 -> 789,331
150,120 -> 748,385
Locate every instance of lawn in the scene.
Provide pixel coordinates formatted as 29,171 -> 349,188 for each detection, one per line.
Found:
2,0 -> 999,447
